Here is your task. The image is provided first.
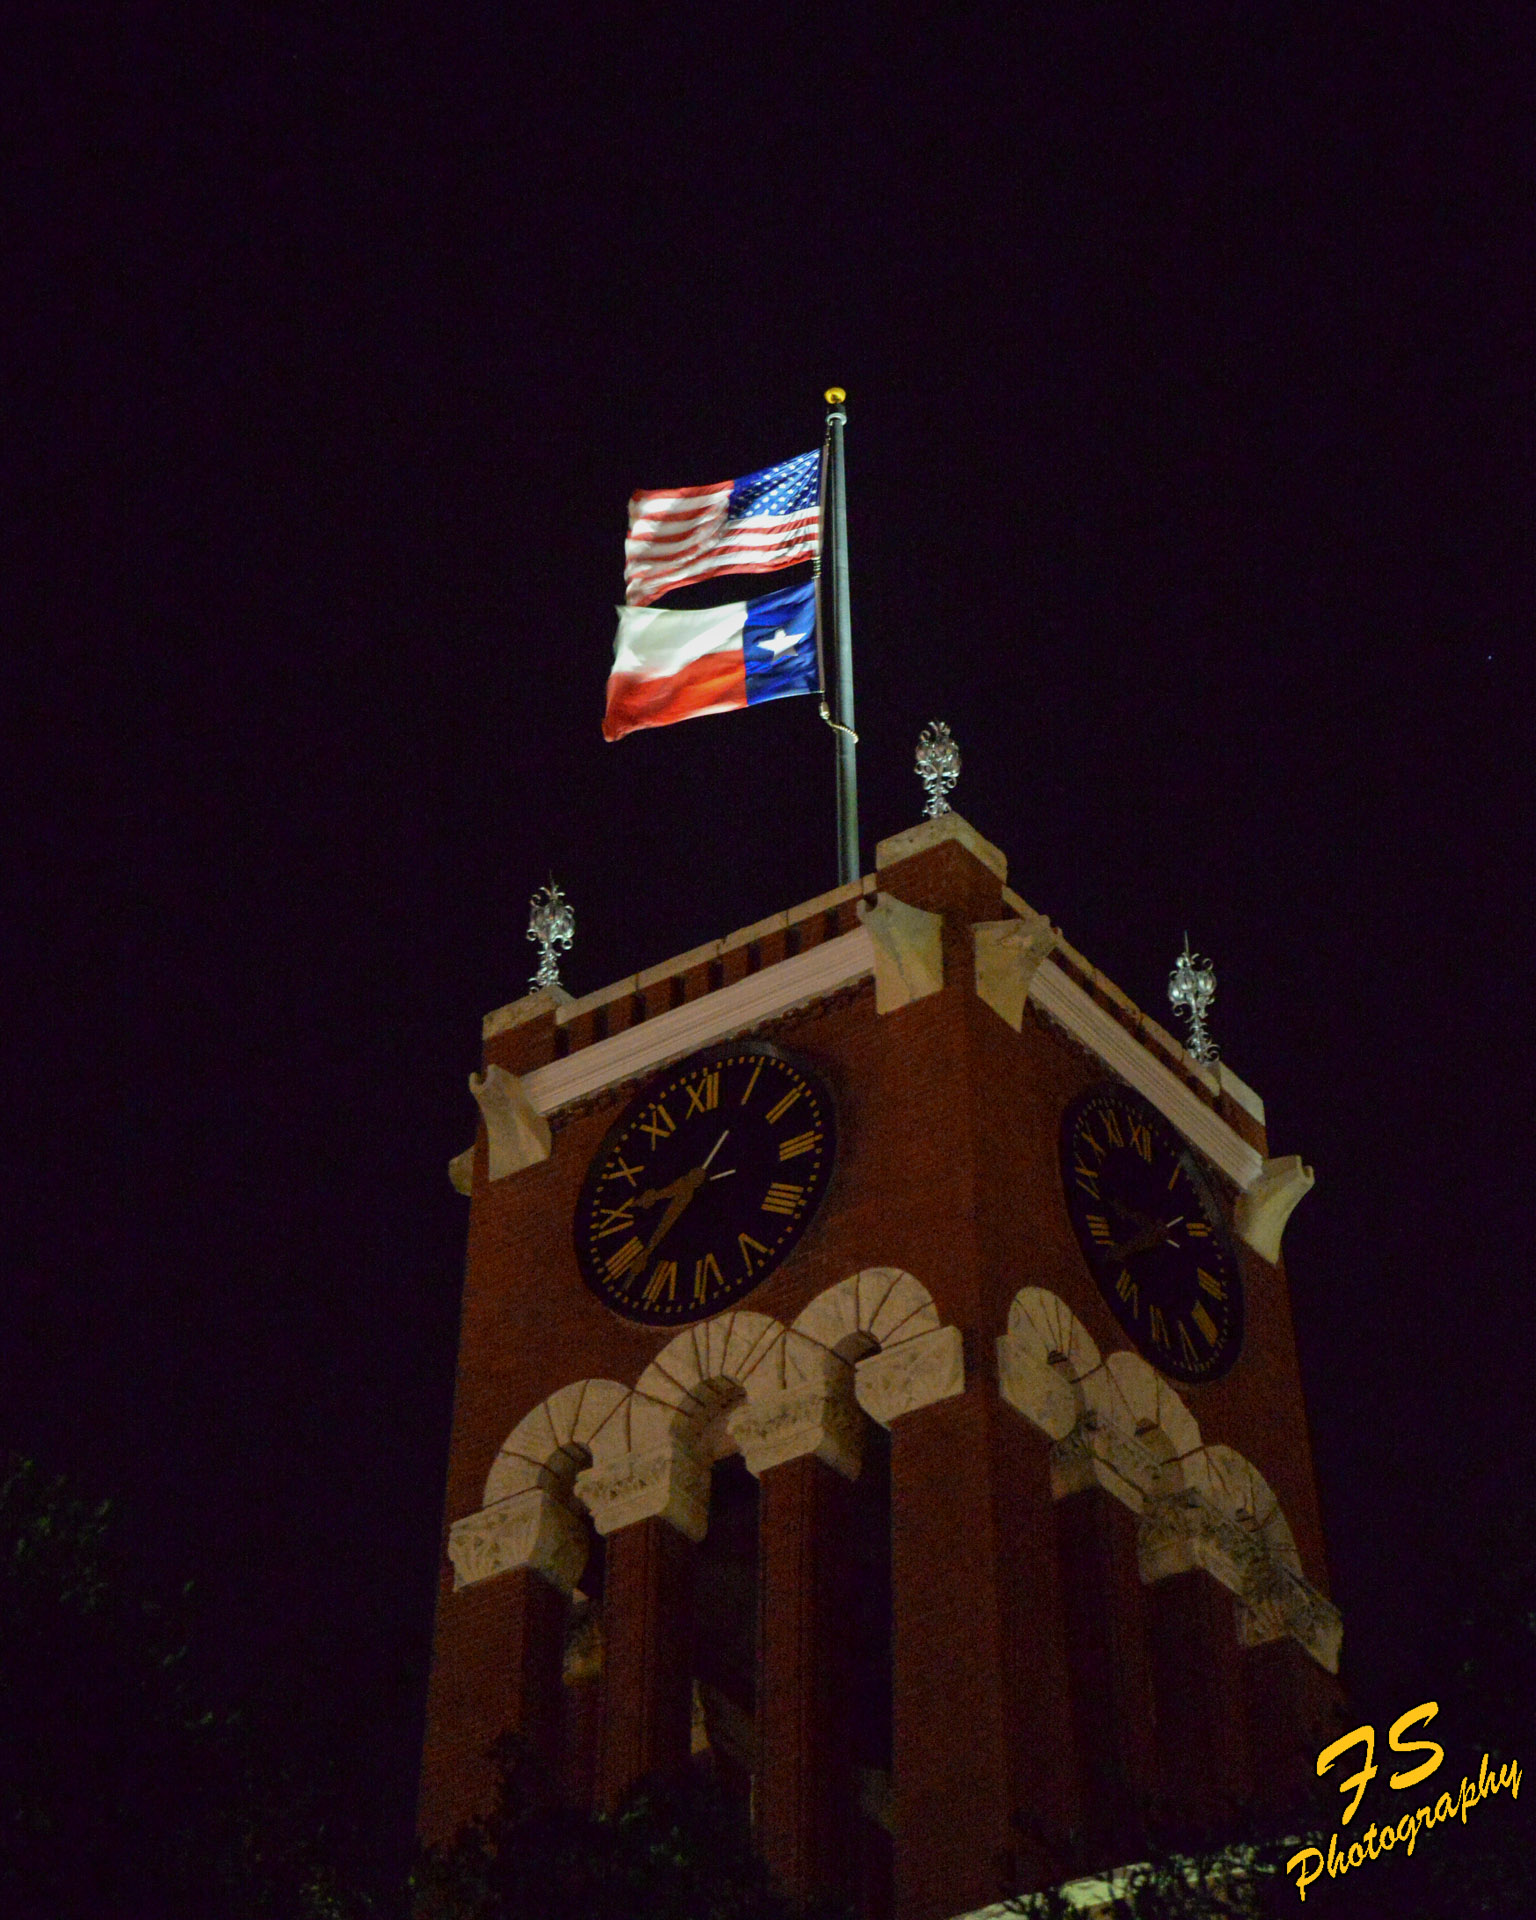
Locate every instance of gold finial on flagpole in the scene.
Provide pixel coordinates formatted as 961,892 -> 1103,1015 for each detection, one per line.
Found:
824,387 -> 846,406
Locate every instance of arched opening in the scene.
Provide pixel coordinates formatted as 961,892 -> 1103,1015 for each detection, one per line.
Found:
559,1515 -> 605,1809
690,1451 -> 760,1828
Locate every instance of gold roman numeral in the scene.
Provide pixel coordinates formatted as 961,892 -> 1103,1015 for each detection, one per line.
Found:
740,1058 -> 764,1105
605,1237 -> 647,1283
1116,1269 -> 1140,1317
683,1071 -> 720,1116
1085,1212 -> 1113,1245
1129,1118 -> 1153,1161
591,1198 -> 637,1239
638,1101 -> 675,1148
1073,1158 -> 1101,1199
779,1129 -> 821,1161
1101,1109 -> 1125,1148
765,1082 -> 804,1124
1177,1320 -> 1201,1368
762,1181 -> 804,1216
1197,1268 -> 1226,1301
642,1260 -> 678,1306
606,1151 -> 643,1189
1185,1218 -> 1212,1238
692,1251 -> 723,1304
1149,1304 -> 1169,1347
738,1232 -> 769,1274
1191,1301 -> 1219,1346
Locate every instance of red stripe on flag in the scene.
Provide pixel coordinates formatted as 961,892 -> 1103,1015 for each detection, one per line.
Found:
602,649 -> 749,741
625,530 -> 820,605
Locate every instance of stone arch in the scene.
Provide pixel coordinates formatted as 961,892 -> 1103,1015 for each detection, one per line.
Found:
1007,1285 -> 1101,1377
996,1286 -> 1099,1442
635,1311 -> 796,1426
483,1377 -> 636,1506
448,1376 -> 642,1596
790,1266 -> 939,1359
791,1268 -> 964,1431
1183,1443 -> 1301,1579
1081,1351 -> 1201,1468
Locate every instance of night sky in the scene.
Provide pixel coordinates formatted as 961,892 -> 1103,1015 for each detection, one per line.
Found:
5,6 -> 1531,1889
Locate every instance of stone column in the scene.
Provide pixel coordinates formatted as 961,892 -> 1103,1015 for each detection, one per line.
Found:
596,1516 -> 696,1809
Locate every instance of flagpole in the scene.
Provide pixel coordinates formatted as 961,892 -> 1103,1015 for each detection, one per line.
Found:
820,388 -> 859,886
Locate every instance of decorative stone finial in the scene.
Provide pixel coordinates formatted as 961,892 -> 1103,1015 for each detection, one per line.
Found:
527,881 -> 574,991
1169,936 -> 1219,1064
915,721 -> 960,818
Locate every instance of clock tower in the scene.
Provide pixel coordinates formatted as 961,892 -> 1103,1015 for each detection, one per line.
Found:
418,813 -> 1341,1920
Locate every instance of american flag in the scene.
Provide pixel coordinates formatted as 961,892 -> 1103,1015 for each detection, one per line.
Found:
623,450 -> 821,607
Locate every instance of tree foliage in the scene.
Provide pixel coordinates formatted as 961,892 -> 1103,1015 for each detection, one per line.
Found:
411,1735 -> 847,1920
0,1453 -> 373,1920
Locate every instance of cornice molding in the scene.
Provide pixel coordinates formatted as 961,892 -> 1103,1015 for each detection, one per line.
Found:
520,925 -> 877,1116
1027,957 -> 1266,1193
512,921 -> 1276,1210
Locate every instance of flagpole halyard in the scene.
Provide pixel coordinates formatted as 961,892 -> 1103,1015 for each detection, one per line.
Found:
821,388 -> 860,887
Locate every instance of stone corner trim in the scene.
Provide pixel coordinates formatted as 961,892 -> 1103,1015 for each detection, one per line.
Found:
857,892 -> 944,1014
1233,1154 -> 1315,1264
874,810 -> 1009,881
482,983 -> 574,1043
469,1064 -> 552,1180
973,912 -> 1058,1032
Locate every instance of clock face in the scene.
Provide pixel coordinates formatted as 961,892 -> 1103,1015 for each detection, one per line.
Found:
574,1041 -> 836,1327
1060,1083 -> 1243,1384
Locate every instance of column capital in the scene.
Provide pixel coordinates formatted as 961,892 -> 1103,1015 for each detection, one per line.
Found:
727,1380 -> 865,1480
447,1487 -> 588,1593
576,1435 -> 711,1541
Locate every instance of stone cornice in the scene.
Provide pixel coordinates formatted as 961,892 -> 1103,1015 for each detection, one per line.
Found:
520,925 -> 878,1116
1028,957 -> 1266,1193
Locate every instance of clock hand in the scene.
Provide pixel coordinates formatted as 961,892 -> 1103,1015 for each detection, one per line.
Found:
637,1134 -> 731,1253
1107,1222 -> 1164,1263
642,1164 -> 707,1256
1108,1216 -> 1188,1263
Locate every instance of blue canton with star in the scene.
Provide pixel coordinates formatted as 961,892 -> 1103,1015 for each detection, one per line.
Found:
726,451 -> 820,524
743,581 -> 819,707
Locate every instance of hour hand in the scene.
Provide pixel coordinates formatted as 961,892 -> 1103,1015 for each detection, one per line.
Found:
641,1164 -> 707,1255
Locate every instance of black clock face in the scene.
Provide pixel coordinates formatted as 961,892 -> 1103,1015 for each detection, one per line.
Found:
574,1041 -> 836,1327
1060,1083 -> 1243,1384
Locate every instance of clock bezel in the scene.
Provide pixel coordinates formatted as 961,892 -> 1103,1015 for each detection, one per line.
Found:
1059,1080 -> 1244,1385
572,1038 -> 837,1329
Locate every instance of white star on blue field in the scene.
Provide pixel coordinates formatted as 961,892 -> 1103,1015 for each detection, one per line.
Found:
743,581 -> 818,706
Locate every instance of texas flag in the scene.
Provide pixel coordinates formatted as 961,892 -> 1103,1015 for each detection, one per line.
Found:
602,580 -> 818,742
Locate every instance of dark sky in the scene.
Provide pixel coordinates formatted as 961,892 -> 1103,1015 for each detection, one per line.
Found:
4,4 -> 1531,1885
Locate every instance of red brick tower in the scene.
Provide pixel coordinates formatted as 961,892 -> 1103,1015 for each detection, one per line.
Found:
418,813 -> 1341,1920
